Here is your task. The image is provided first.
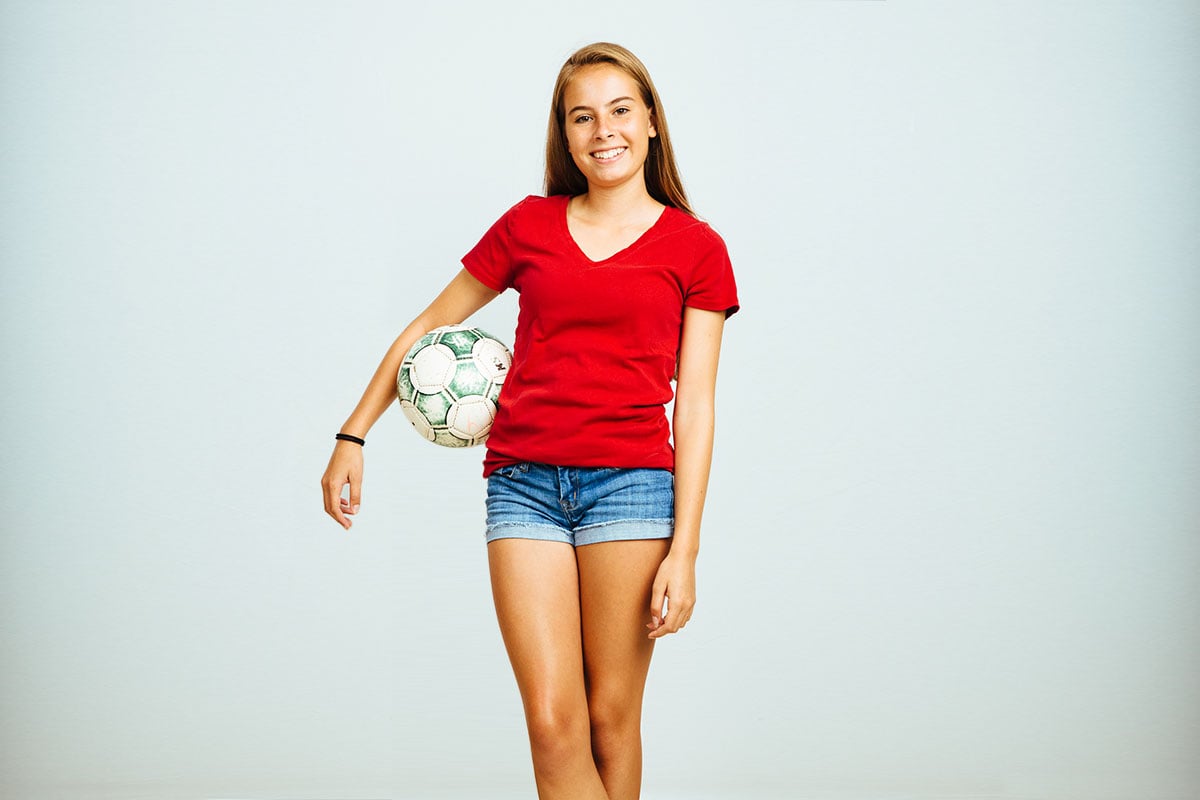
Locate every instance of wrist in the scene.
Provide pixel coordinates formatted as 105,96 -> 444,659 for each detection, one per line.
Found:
668,542 -> 698,560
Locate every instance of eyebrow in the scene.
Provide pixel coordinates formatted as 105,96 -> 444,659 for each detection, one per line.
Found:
567,96 -> 637,115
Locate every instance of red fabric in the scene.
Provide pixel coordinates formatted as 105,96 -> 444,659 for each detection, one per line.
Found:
461,194 -> 739,477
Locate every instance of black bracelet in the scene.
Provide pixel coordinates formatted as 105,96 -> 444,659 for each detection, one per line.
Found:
335,433 -> 365,446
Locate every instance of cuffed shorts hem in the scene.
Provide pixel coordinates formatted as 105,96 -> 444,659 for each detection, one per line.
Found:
485,519 -> 674,546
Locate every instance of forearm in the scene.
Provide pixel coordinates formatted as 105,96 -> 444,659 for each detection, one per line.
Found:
338,318 -> 431,438
670,401 -> 715,558
338,269 -> 501,439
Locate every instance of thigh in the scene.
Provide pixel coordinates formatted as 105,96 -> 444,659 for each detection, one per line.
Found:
487,538 -> 589,713
577,539 -> 673,706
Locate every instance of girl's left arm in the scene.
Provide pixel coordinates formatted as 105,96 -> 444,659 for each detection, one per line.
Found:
648,306 -> 727,639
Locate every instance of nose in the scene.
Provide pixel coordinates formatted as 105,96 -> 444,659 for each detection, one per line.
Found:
594,118 -> 614,140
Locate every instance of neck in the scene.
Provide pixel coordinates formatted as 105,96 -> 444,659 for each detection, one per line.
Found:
575,176 -> 660,220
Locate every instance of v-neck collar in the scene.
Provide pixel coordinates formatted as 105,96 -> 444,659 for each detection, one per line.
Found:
559,194 -> 670,264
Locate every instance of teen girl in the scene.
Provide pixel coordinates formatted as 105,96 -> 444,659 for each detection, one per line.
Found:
321,42 -> 739,800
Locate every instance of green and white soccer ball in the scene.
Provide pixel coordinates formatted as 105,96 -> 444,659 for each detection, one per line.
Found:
396,325 -> 512,447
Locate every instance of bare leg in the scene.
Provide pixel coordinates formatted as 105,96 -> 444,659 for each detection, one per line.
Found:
487,538 -> 610,800
577,538 -> 673,800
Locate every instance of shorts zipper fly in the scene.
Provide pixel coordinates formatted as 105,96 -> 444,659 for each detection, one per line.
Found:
556,466 -> 580,522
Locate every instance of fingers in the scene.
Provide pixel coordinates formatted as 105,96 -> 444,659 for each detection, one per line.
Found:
321,475 -> 351,530
648,593 -> 694,639
647,576 -> 667,635
321,443 -> 364,531
647,584 -> 695,639
347,472 -> 362,515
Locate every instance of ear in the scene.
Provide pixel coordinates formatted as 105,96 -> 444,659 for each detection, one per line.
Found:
648,109 -> 657,138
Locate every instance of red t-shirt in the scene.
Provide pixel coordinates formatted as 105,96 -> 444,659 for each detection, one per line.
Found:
461,194 -> 739,477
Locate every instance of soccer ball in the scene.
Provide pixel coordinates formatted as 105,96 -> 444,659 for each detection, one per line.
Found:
396,325 -> 512,447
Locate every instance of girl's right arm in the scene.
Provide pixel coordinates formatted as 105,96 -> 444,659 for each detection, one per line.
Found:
321,268 -> 501,529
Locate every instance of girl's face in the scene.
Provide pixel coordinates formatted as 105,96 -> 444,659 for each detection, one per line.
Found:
562,64 -> 657,193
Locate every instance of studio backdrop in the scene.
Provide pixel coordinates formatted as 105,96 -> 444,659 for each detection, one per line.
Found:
1,1 -> 1197,799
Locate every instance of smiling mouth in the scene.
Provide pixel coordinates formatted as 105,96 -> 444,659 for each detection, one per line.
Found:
590,146 -> 627,162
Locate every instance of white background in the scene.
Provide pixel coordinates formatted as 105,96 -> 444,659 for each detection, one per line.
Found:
1,1 -> 1197,799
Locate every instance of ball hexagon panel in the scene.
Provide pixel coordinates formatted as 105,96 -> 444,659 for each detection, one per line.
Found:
396,325 -> 513,448
409,343 -> 458,394
472,337 -> 512,384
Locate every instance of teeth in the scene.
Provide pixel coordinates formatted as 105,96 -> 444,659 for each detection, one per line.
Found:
592,147 -> 626,160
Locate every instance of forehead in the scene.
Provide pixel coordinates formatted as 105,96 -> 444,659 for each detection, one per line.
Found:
563,64 -> 644,108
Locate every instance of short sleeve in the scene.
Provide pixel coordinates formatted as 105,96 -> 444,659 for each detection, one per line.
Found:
685,226 -> 740,318
461,197 -> 534,292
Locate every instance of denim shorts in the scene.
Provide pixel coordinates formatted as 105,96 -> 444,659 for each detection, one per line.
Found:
485,462 -> 674,546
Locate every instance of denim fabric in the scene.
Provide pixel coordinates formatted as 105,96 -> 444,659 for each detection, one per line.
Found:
485,462 -> 674,546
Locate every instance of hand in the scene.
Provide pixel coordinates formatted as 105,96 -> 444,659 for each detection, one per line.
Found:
321,441 -> 364,530
647,551 -> 696,639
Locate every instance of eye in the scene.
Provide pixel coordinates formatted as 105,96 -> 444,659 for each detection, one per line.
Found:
613,106 -> 630,116
573,114 -> 593,124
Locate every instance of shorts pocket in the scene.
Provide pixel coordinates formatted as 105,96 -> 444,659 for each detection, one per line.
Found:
494,462 -> 530,479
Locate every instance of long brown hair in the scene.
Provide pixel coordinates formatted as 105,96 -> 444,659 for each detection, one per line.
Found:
544,42 -> 694,216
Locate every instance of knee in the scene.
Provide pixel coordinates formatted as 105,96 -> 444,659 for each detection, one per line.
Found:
587,693 -> 641,758
524,696 -> 591,764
